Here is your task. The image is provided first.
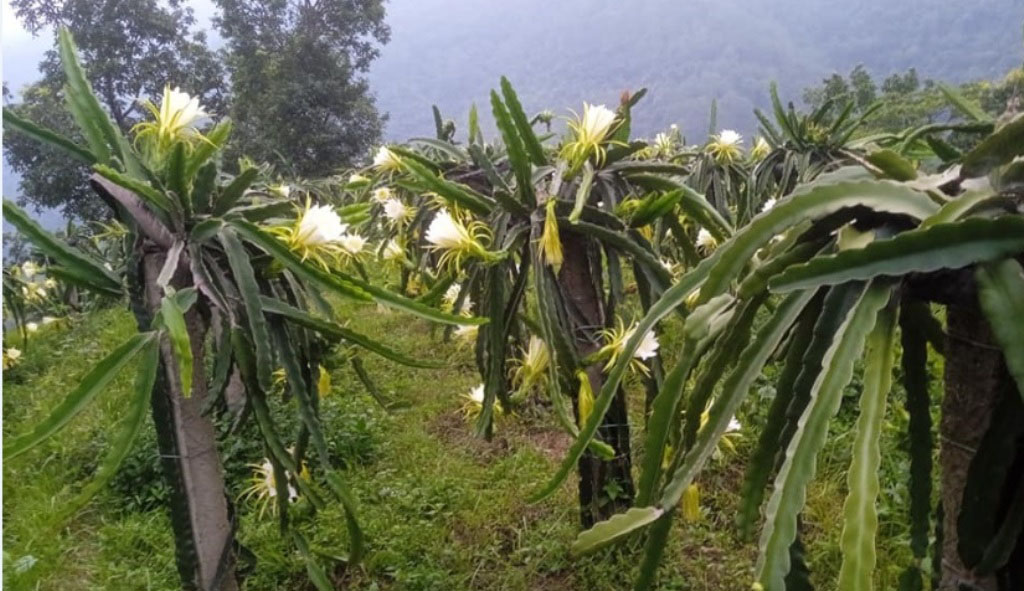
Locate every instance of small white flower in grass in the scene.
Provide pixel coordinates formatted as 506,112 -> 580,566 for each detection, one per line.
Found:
562,103 -> 620,173
462,383 -> 502,419
373,146 -> 402,172
761,198 -> 777,213
696,228 -> 718,252
382,239 -> 404,261
347,173 -> 370,187
271,184 -> 291,198
43,278 -> 57,289
579,103 -> 617,144
652,132 -> 676,157
598,320 -> 659,376
626,325 -> 660,361
160,87 -> 208,132
453,324 -> 478,344
718,129 -> 742,145
294,204 -> 347,248
512,336 -> 550,400
751,136 -> 771,161
443,283 -> 461,309
21,261 -> 39,279
372,186 -> 394,203
26,322 -> 38,333
3,347 -> 22,369
382,198 -> 412,225
426,209 -> 467,250
727,416 -> 742,432
338,233 -> 367,255
425,208 -> 494,270
134,86 -> 209,153
42,316 -> 58,325
706,129 -> 743,164
239,459 -> 300,518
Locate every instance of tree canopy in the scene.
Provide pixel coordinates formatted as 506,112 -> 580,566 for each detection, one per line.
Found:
214,0 -> 390,178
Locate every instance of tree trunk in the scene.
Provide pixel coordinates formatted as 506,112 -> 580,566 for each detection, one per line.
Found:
557,230 -> 635,528
131,245 -> 238,590
939,299 -> 1023,590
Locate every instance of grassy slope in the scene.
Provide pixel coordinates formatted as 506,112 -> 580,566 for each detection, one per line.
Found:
3,298 -> 926,590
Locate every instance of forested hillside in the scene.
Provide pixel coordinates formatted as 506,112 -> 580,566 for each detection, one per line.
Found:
370,0 -> 1022,139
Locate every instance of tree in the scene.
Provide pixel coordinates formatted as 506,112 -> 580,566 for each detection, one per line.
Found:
214,0 -> 390,177
4,30 -> 468,590
5,0 -> 224,220
569,84 -> 1024,591
849,64 -> 877,110
881,67 -> 920,95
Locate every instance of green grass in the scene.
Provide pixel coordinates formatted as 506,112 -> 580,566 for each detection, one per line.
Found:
3,298 -> 932,590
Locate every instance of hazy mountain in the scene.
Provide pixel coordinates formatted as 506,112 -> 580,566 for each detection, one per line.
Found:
369,0 -> 1023,141
3,0 -> 1021,231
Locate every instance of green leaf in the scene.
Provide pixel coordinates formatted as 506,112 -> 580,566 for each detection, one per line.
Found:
838,301 -> 898,591
212,167 -> 259,215
771,216 -> 1024,293
570,506 -> 663,556
633,509 -> 675,591
500,76 -> 547,166
191,162 -> 218,215
232,220 -> 484,326
627,174 -> 733,241
94,164 -> 176,217
2,199 -> 122,297
975,259 -> 1024,401
185,119 -> 232,181
57,28 -> 139,177
259,296 -> 443,368
230,328 -> 324,508
557,218 -> 672,289
468,103 -> 481,144
938,83 -> 991,123
231,200 -> 294,223
659,289 -> 817,509
189,218 -> 223,243
270,319 -> 364,562
160,293 -> 193,398
629,189 -> 685,228
528,255 -> 717,502
2,108 -> 96,164
400,157 -> 494,215
167,142 -> 190,216
490,89 -> 536,205
920,189 -> 998,227
221,229 -> 274,392
961,113 -> 1024,178
409,137 -> 468,162
737,294 -> 823,538
5,332 -> 156,459
291,531 -> 333,591
770,82 -> 800,145
756,281 -> 892,590
60,337 -> 159,517
568,162 -> 594,223
899,302 -> 934,560
865,149 -> 917,181
229,219 -> 369,301
702,179 -> 938,305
